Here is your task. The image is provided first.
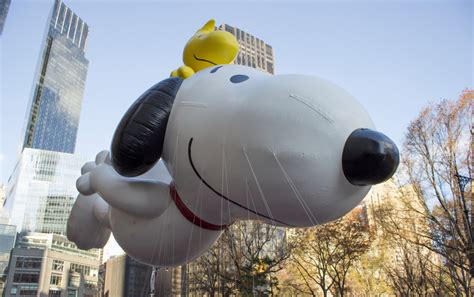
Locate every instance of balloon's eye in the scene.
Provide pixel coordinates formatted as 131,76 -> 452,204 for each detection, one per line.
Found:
230,75 -> 249,83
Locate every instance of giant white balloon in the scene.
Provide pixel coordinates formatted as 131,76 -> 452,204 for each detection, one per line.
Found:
67,65 -> 399,267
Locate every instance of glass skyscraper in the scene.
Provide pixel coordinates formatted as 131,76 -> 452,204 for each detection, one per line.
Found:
0,0 -> 11,35
22,0 -> 89,154
3,3 -> 100,295
5,148 -> 87,235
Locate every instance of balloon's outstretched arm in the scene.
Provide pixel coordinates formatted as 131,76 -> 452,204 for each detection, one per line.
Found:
170,65 -> 195,79
77,151 -> 171,219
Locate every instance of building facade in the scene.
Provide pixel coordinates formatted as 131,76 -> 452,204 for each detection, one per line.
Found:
5,148 -> 87,235
217,23 -> 275,74
5,246 -> 99,297
0,224 -> 16,276
22,0 -> 89,154
0,184 -> 5,207
0,184 -> 9,224
0,0 -> 11,35
5,232 -> 99,297
0,224 -> 16,296
102,254 -> 180,297
15,233 -> 99,261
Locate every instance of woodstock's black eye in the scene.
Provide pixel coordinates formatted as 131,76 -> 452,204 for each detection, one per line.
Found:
230,75 -> 249,83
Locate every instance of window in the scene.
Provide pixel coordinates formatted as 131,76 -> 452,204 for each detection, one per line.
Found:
266,61 -> 274,74
13,272 -> 39,283
19,285 -> 38,296
15,257 -> 42,269
56,3 -> 66,30
52,259 -> 64,271
50,274 -> 62,286
68,275 -> 79,287
70,263 -> 91,276
63,8 -> 71,35
49,290 -> 61,297
67,289 -> 78,297
265,44 -> 272,55
69,14 -> 78,39
84,280 -> 96,289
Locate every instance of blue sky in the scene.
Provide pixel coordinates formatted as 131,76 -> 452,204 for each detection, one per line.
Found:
1,0 -> 472,184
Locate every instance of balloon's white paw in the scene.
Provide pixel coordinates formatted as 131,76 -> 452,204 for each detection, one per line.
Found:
67,194 -> 111,249
76,172 -> 94,196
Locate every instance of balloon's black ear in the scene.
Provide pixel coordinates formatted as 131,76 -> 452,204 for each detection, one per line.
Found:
111,77 -> 183,177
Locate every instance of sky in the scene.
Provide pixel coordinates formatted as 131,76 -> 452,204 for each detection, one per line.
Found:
1,0 -> 472,186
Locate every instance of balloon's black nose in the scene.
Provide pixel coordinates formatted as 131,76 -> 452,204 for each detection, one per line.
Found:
342,128 -> 399,186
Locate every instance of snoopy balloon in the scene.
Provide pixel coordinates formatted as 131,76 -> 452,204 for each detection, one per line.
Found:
67,64 -> 399,267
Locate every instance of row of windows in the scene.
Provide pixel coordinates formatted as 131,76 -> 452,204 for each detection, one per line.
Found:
13,272 -> 39,284
49,289 -> 61,297
10,285 -> 38,296
70,263 -> 92,276
15,257 -> 42,270
52,1 -> 88,50
221,24 -> 271,53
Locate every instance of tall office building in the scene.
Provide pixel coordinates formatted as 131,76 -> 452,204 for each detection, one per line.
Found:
0,0 -> 11,35
6,0 -> 90,236
22,0 -> 89,154
217,23 -> 275,74
5,148 -> 87,235
3,2 -> 100,295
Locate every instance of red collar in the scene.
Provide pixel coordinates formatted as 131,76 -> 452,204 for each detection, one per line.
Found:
169,183 -> 229,231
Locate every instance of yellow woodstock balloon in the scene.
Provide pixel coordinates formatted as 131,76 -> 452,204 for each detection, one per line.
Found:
171,19 -> 239,79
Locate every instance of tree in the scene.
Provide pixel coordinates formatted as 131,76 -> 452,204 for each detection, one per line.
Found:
367,182 -> 454,296
383,227 -> 450,296
349,242 -> 393,296
289,207 -> 372,297
187,221 -> 292,296
187,242 -> 226,297
400,90 -> 472,295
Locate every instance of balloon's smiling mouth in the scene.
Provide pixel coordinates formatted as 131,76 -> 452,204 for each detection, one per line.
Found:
187,137 -> 292,226
193,54 -> 217,65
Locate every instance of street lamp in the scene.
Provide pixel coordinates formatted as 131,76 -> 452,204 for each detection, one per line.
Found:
454,174 -> 473,234
454,173 -> 473,277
